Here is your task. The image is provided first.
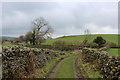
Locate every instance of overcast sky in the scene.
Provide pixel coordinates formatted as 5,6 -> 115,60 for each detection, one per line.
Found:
2,2 -> 118,38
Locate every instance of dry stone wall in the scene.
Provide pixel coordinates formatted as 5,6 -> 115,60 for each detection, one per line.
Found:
2,46 -> 61,78
81,48 -> 120,78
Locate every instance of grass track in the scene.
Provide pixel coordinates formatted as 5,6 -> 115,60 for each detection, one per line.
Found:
55,54 -> 80,78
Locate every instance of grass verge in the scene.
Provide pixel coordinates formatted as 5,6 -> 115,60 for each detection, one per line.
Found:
35,54 -> 71,78
78,56 -> 103,78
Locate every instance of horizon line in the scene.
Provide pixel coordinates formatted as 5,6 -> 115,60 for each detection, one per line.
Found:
1,33 -> 119,38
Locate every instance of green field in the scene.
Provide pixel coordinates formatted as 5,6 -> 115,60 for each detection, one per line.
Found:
107,48 -> 119,55
56,54 -> 80,78
42,34 -> 119,45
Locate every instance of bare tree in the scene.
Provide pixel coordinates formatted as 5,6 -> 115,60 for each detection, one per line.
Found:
31,17 -> 53,45
83,29 -> 91,45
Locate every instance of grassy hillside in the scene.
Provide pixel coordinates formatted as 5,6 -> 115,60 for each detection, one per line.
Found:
0,36 -> 16,40
42,34 -> 119,45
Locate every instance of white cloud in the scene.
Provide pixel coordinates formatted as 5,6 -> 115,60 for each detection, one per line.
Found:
85,23 -> 118,34
60,25 -> 83,35
51,34 -> 64,38
1,0 -> 119,2
0,3 -> 2,36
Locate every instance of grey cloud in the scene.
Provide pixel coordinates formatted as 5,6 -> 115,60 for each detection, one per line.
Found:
2,2 -> 118,37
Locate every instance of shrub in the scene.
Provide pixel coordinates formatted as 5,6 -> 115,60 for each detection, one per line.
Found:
93,37 -> 106,48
